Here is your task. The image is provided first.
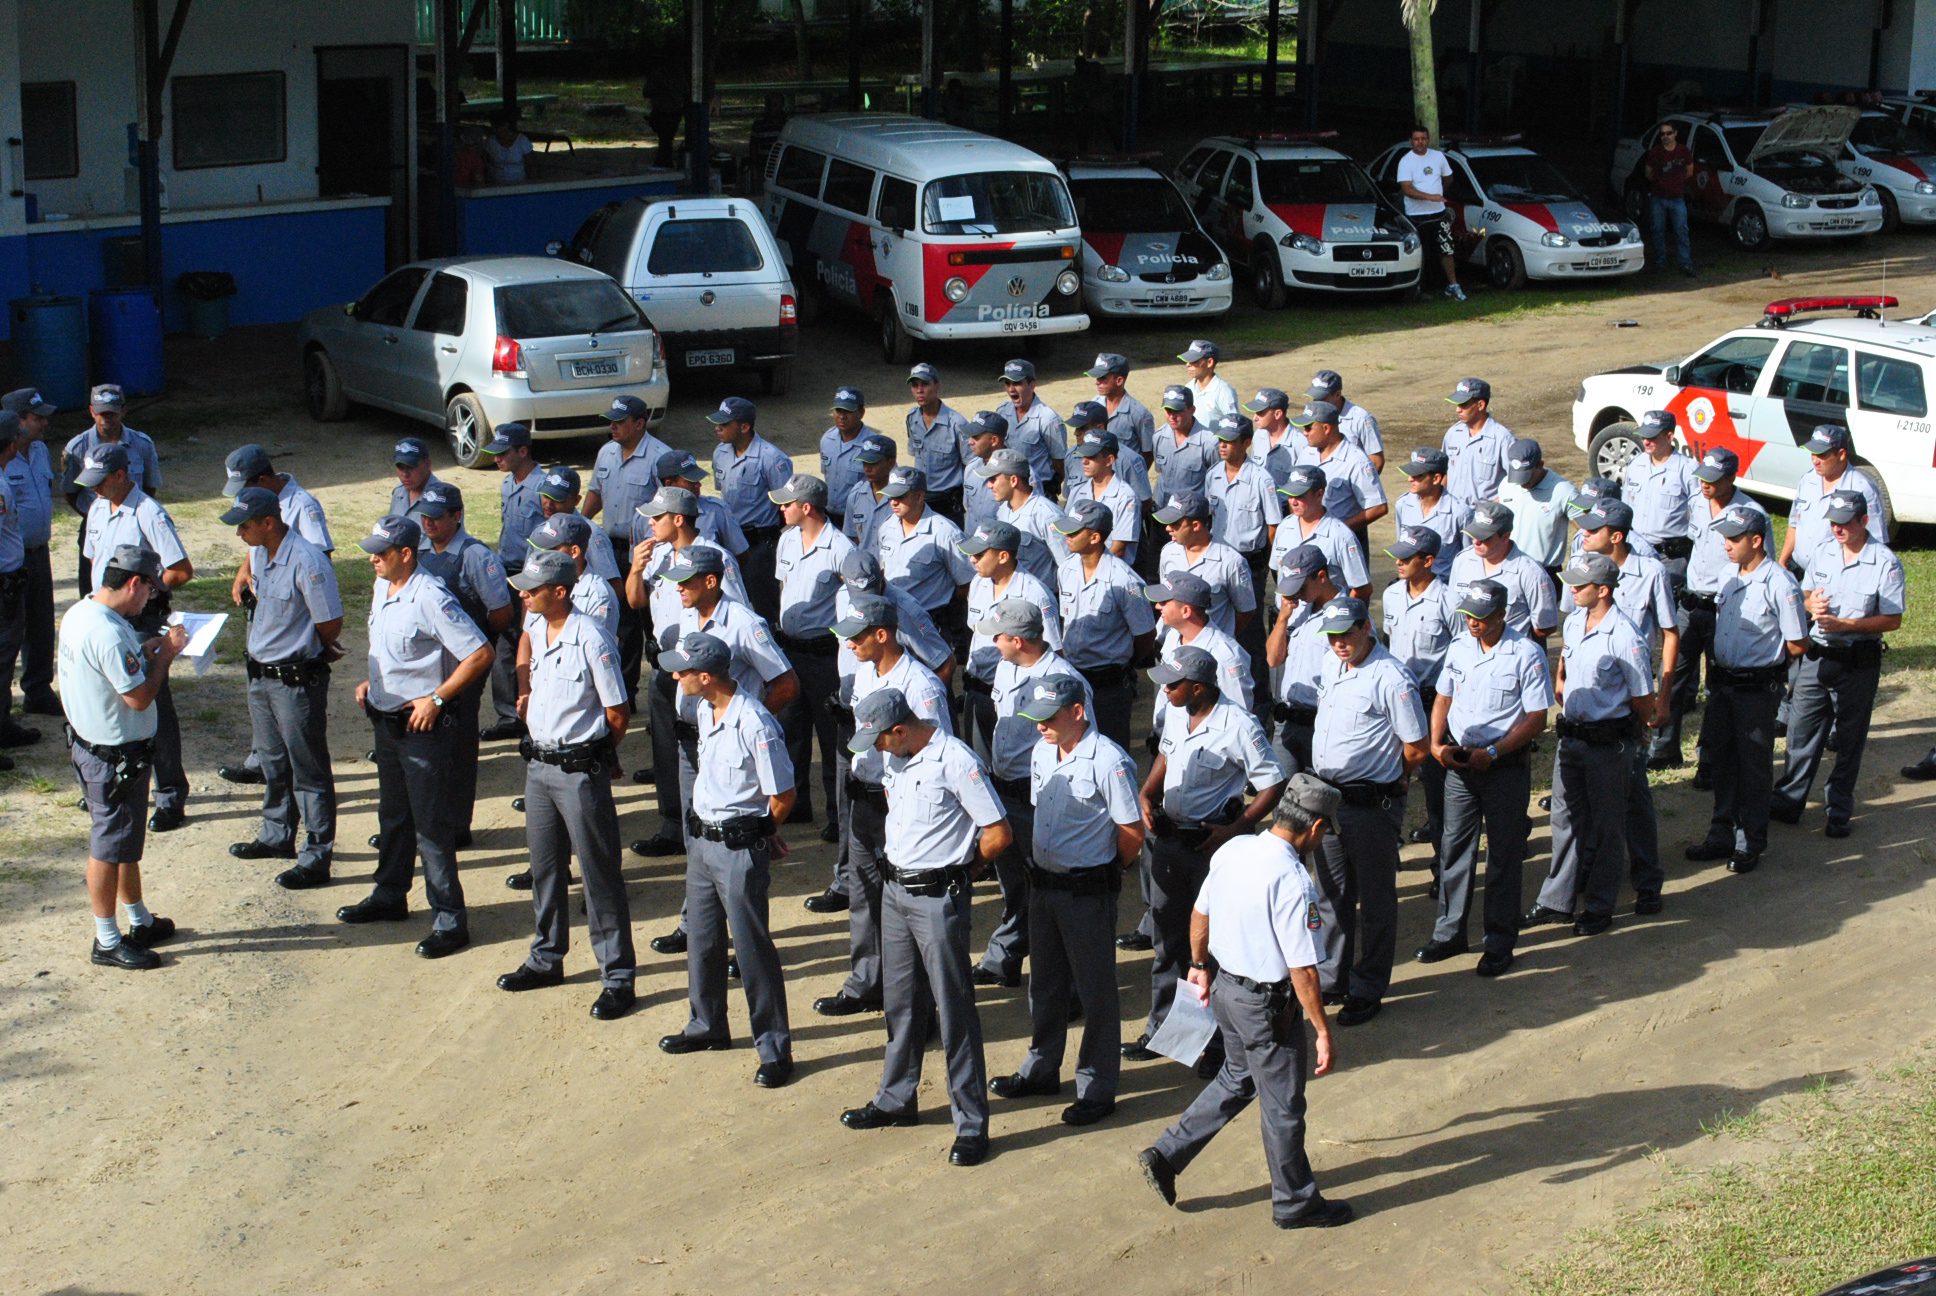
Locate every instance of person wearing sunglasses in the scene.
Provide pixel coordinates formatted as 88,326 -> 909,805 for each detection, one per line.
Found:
1643,123 -> 1696,277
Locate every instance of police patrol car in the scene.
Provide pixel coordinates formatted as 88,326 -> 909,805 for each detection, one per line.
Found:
1062,158 -> 1232,318
1571,295 -> 1936,531
1848,102 -> 1936,230
1173,133 -> 1420,308
1368,135 -> 1643,289
1610,105 -> 1883,250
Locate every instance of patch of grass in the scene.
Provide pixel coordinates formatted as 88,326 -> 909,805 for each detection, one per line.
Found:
1697,1107 -> 1768,1140
1521,1057 -> 1936,1296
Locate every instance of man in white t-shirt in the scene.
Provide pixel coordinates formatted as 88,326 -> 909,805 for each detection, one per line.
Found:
484,115 -> 535,185
1395,126 -> 1464,302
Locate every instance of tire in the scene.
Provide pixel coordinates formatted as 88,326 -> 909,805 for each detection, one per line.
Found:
1251,238 -> 1287,309
1623,182 -> 1649,225
303,348 -> 348,422
1485,238 -> 1527,291
877,297 -> 913,365
761,362 -> 793,397
445,392 -> 492,469
1587,421 -> 1644,482
1857,460 -> 1898,539
1730,201 -> 1770,251
1877,189 -> 1901,235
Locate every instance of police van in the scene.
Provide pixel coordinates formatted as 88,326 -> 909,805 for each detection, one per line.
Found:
761,114 -> 1090,362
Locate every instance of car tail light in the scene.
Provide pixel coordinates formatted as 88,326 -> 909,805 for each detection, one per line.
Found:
492,336 -> 524,375
780,294 -> 797,325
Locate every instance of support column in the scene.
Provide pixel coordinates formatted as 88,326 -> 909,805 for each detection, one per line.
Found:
1263,0 -> 1281,128
1466,0 -> 1484,135
688,0 -> 710,194
999,0 -> 1014,137
1611,0 -> 1631,156
849,0 -> 863,110
1121,0 -> 1140,149
496,0 -> 519,116
435,0 -> 459,252
922,0 -> 938,117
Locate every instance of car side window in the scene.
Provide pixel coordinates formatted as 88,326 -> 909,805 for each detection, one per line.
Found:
1691,125 -> 1729,168
1177,147 -> 1212,187
1770,340 -> 1851,407
1197,151 -> 1233,199
1681,335 -> 1778,395
774,145 -> 828,198
876,176 -> 917,230
1855,351 -> 1929,417
411,273 -> 468,335
823,159 -> 877,216
358,267 -> 428,327
1225,158 -> 1255,209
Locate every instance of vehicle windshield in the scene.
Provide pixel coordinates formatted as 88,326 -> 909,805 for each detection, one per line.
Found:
495,279 -> 645,337
646,219 -> 765,274
1068,178 -> 1196,232
1256,159 -> 1381,205
922,171 -> 1077,235
1464,152 -> 1583,203
1722,124 -> 1768,159
1852,113 -> 1936,154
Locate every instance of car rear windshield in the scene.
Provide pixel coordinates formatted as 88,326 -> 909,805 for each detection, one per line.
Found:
1069,178 -> 1195,232
1465,153 -> 1583,203
922,171 -> 1076,235
494,279 -> 644,338
647,218 -> 766,275
1257,159 -> 1380,205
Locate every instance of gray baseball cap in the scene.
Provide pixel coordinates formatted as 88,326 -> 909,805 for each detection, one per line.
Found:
1804,424 -> 1850,455
1824,489 -> 1869,523
907,362 -> 939,385
1280,464 -> 1327,498
1401,447 -> 1450,477
90,383 -> 126,412
1151,491 -> 1210,524
608,394 -> 651,422
639,486 -> 700,519
659,630 -> 731,674
223,444 -> 274,495
831,594 -> 899,638
74,443 -> 129,488
973,447 -> 1031,480
1178,339 -> 1220,363
1054,500 -> 1112,537
218,486 -> 279,526
1306,370 -> 1343,399
1455,579 -> 1507,618
1712,505 -> 1764,538
1386,525 -> 1442,561
1279,772 -> 1342,823
1066,400 -> 1109,429
358,514 -> 421,553
1016,674 -> 1086,722
409,482 -> 464,518
703,395 -> 756,425
1143,571 -> 1213,608
1319,597 -> 1369,634
1244,387 -> 1291,413
1071,430 -> 1120,459
1506,439 -> 1544,485
1693,447 -> 1740,483
103,543 -> 161,580
1159,384 -> 1194,411
510,548 -> 578,590
1276,544 -> 1329,598
1211,413 -> 1254,443
657,448 -> 707,481
538,465 -> 580,499
1000,358 -> 1037,383
1578,500 -> 1634,533
1637,409 -> 1676,440
1084,352 -> 1129,378
2,387 -> 56,417
968,410 -> 1010,438
1463,500 -> 1515,541
1149,644 -> 1218,687
1560,553 -> 1621,588
831,385 -> 865,412
1290,401 -> 1340,429
959,520 -> 1022,555
530,513 -> 592,550
975,597 -> 1045,639
849,687 -> 916,753
879,466 -> 928,499
769,472 -> 828,508
392,436 -> 429,467
662,545 -> 727,582
1447,377 -> 1491,406
484,422 -> 532,454
841,549 -> 885,592
856,432 -> 897,464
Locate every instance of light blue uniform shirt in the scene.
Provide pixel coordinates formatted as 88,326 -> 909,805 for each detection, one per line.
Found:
498,467 -> 546,570
1392,492 -> 1468,580
1714,560 -> 1807,668
57,597 -> 154,744
849,651 -> 952,785
1381,578 -> 1461,691
964,468 -> 1003,536
1293,440 -> 1386,525
644,539 -> 749,650
775,522 -> 855,640
1008,398 -> 1068,497
1151,422 -> 1216,498
275,475 -> 334,552
1065,474 -> 1142,560
712,434 -> 793,530
1159,540 -> 1257,637
1439,629 -> 1555,747
0,472 -> 21,572
1276,604 -> 1333,709
1056,552 -> 1154,670
83,489 -> 188,587
365,567 -> 487,711
1156,698 -> 1283,823
1312,643 -> 1428,785
883,733 -> 1007,870
676,597 -> 792,721
1337,398 -> 1384,458
1788,466 -> 1887,563
591,432 -> 674,542
1270,513 -> 1371,594
1440,416 -> 1513,507
1802,540 -> 1906,648
1448,544 -> 1558,634
999,491 -> 1065,589
991,649 -> 1093,780
877,509 -> 973,611
1495,471 -> 1578,569
1204,458 -> 1283,553
524,611 -> 627,747
691,689 -> 792,820
906,403 -> 972,493
1151,622 -> 1251,735
1686,493 -> 1772,595
1030,729 -> 1141,872
419,529 -> 511,635
1249,427 -> 1300,491
571,566 -> 620,639
820,425 -> 876,510
1104,393 -> 1155,456
1623,452 -> 1701,546
563,510 -> 621,582
63,426 -> 161,515
3,440 -> 55,545
694,495 -> 749,556
843,481 -> 894,556
247,532 -> 341,662
966,571 -> 1062,681
835,584 -> 952,686
1112,441 -> 1155,503
1612,549 -> 1676,643
1558,607 -> 1653,721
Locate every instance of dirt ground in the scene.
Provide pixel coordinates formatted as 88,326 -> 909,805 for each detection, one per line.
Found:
6,233 -> 1936,1296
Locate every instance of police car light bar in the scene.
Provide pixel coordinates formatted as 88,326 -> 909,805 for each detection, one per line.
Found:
1245,131 -> 1340,143
1761,295 -> 1898,326
1441,132 -> 1524,146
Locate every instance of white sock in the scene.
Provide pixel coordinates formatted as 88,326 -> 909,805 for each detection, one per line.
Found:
124,900 -> 152,927
95,916 -> 121,947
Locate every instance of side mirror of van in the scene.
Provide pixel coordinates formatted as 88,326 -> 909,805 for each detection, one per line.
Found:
1662,363 -> 1681,385
544,240 -> 564,257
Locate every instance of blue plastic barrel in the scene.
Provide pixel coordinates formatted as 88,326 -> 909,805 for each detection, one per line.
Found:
89,286 -> 165,397
8,295 -> 89,410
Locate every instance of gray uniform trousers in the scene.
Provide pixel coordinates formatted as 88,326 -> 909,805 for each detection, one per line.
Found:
1017,878 -> 1121,1102
245,671 -> 336,868
1432,756 -> 1531,956
148,670 -> 188,816
1144,833 -> 1211,1038
1538,739 -> 1663,912
0,574 -> 24,722
963,681 -> 996,764
778,640 -> 840,820
875,878 -> 989,1136
1314,791 -> 1404,1002
1277,716 -> 1314,777
21,545 -> 56,701
1774,652 -> 1880,823
839,781 -> 887,1001
1703,676 -> 1781,856
683,834 -> 793,1063
1554,733 -> 1640,919
488,622 -> 522,725
1655,601 -> 1716,770
977,782 -> 1035,979
648,668 -> 686,837
1411,688 -> 1445,850
369,714 -> 466,932
447,682 -> 483,837
524,759 -> 634,986
1151,975 -> 1323,1224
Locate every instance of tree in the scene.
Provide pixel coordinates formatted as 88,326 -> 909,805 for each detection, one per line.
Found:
1402,0 -> 1438,138
787,0 -> 812,79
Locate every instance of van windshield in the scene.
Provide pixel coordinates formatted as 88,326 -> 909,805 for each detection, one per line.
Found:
922,171 -> 1077,235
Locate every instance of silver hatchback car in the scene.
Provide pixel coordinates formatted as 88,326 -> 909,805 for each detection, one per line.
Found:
299,256 -> 670,467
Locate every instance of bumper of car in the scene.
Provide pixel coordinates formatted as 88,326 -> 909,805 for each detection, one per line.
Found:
1087,279 -> 1234,316
1767,207 -> 1885,239
1524,241 -> 1647,279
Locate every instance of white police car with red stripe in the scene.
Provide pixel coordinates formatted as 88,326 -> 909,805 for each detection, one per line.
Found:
1063,159 -> 1232,318
1845,104 -> 1936,231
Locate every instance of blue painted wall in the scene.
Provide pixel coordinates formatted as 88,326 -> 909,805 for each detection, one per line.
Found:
456,178 -> 682,257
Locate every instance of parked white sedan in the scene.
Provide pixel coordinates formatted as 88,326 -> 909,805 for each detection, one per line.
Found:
299,257 -> 669,467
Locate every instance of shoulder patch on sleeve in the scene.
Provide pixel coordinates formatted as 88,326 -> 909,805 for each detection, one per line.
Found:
123,649 -> 142,676
442,600 -> 467,625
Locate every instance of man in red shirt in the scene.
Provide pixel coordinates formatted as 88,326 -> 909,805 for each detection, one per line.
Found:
1643,123 -> 1695,278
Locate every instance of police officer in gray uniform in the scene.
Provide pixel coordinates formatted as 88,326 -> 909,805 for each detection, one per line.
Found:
0,413 -> 30,747
220,488 -> 343,890
2,389 -> 60,719
497,549 -> 638,1019
1382,526 -> 1461,870
62,384 -> 162,597
1137,774 -> 1353,1231
386,436 -> 444,520
1309,599 -> 1428,1025
1054,498 -> 1158,750
1683,505 -> 1808,872
58,544 -> 188,968
839,687 -> 1012,1167
988,675 -> 1144,1128
1419,579 -> 1552,978
772,471 -> 854,830
483,421 -> 545,740
1773,490 -> 1905,837
655,630 -> 797,1090
342,515 -> 495,956
1129,644 -> 1286,1065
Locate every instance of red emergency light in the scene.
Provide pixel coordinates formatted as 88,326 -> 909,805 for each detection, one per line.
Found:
1760,295 -> 1898,326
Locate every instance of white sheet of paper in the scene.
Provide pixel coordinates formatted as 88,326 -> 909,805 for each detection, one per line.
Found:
1147,976 -> 1218,1066
168,611 -> 229,678
935,194 -> 977,222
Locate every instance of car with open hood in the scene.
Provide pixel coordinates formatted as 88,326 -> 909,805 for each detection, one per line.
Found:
1061,158 -> 1232,318
1851,101 -> 1936,230
1173,133 -> 1420,307
1610,106 -> 1883,250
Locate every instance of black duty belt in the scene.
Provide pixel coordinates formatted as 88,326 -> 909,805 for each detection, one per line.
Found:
1451,741 -> 1530,769
1149,810 -> 1211,848
1654,536 -> 1694,561
1273,702 -> 1318,726
963,673 -> 994,696
1806,640 -> 1882,668
845,776 -> 888,810
779,631 -> 838,657
1334,778 -> 1407,806
246,656 -> 329,686
519,735 -> 615,773
828,698 -> 854,724
1028,863 -> 1121,895
1078,663 -> 1133,689
686,811 -> 775,849
1556,715 -> 1638,744
64,722 -> 154,763
993,775 -> 1031,802
1223,970 -> 1292,996
365,703 -> 451,733
1679,590 -> 1718,612
1710,662 -> 1788,690
884,860 -> 969,896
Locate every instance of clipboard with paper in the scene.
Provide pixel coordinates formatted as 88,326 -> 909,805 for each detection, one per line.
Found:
166,611 -> 230,678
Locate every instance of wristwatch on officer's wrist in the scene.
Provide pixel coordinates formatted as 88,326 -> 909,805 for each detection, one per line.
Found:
429,692 -> 446,709
1485,743 -> 1500,759
1189,960 -> 1212,972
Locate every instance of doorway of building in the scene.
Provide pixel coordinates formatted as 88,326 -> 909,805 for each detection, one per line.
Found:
317,44 -> 412,265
